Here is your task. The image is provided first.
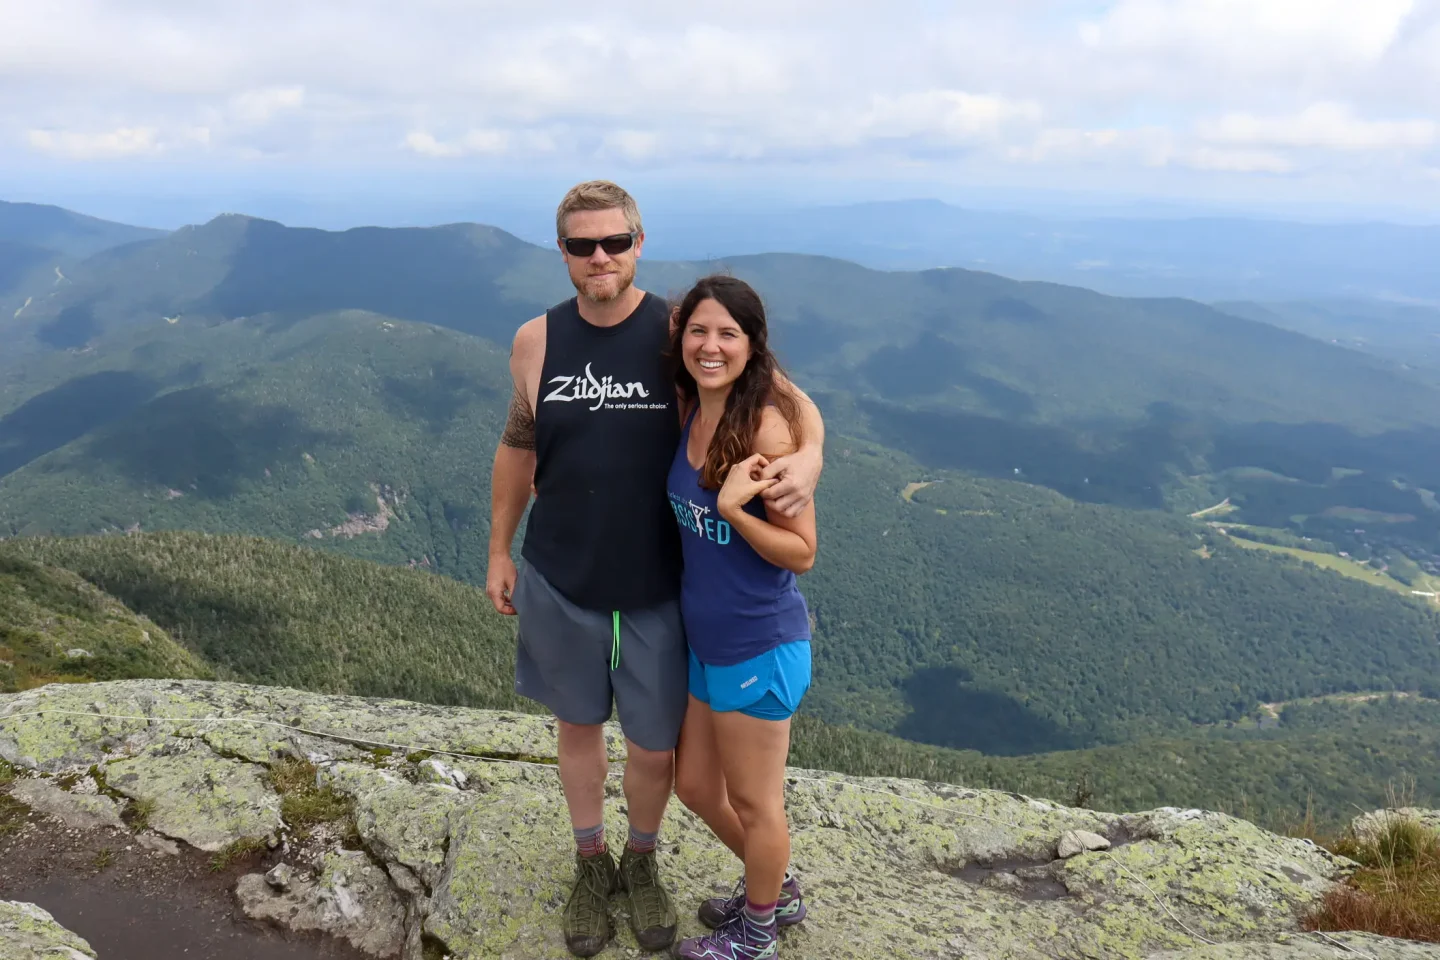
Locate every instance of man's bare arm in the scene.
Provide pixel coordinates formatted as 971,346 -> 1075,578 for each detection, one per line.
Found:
486,319 -> 543,614
760,376 -> 825,518
499,385 -> 536,451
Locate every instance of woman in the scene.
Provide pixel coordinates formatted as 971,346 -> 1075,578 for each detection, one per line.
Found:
666,275 -> 817,960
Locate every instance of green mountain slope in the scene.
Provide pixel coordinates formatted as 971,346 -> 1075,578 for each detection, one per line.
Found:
17,215 -> 1439,429
0,551 -> 207,691
2,530 -> 1435,831
0,200 -> 165,259
0,532 -> 526,711
0,310 -> 511,584
4,217 -> 1440,760
1216,299 -> 1440,374
802,439 -> 1440,750
14,214 -> 1440,527
792,697 -> 1440,832
2,311 -> 1438,756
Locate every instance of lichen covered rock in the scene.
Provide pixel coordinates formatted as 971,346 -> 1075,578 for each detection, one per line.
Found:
1147,931 -> 1440,958
0,900 -> 97,959
0,679 -> 1420,960
104,740 -> 281,852
238,849 -> 406,957
9,778 -> 125,831
1350,808 -> 1440,845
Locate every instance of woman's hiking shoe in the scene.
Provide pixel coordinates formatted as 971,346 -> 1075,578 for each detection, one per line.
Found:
619,846 -> 678,951
698,875 -> 806,929
564,850 -> 618,957
672,911 -> 779,960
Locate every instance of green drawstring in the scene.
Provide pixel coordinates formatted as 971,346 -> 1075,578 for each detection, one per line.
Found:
611,611 -> 621,670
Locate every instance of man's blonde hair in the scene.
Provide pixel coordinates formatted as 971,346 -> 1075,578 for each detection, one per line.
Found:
556,180 -> 642,238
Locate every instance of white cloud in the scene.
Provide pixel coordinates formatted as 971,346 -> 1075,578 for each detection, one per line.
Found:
23,124 -> 209,159
855,91 -> 1043,145
1199,102 -> 1437,151
1081,0 -> 1415,66
26,126 -> 161,159
603,129 -> 664,161
403,127 -> 548,159
403,131 -> 461,158
1,0 -> 1439,209
230,86 -> 305,125
1187,147 -> 1295,174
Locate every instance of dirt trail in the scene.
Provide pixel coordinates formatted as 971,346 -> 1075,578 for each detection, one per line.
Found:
0,805 -> 374,960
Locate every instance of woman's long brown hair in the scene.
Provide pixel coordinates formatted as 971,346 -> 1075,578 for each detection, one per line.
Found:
669,275 -> 804,490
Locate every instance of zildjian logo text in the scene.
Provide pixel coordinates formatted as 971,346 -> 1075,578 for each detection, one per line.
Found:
543,363 -> 652,411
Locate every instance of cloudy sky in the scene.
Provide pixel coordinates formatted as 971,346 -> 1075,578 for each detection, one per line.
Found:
3,0 -> 1439,224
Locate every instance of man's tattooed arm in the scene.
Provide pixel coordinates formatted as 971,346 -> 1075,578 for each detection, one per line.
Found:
500,385 -> 536,450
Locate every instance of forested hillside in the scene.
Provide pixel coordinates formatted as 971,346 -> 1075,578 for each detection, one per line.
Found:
4,214 -> 1440,768
9,212 -> 1440,532
804,440 -> 1440,750
0,551 -> 207,691
0,200 -> 165,259
1,533 -> 525,710
2,530 -> 1435,831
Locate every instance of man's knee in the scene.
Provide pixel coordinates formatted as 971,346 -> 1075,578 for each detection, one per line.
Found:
625,741 -> 674,792
626,741 -> 674,773
558,720 -> 605,740
557,721 -> 607,761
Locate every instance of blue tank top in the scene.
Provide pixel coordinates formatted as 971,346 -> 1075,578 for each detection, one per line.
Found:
666,409 -> 811,666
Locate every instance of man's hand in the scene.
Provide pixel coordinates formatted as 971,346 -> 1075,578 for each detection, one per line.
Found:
486,553 -> 518,615
759,444 -> 822,518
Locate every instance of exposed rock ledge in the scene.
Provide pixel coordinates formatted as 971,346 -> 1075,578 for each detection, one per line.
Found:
1,680 -> 1436,960
0,900 -> 97,959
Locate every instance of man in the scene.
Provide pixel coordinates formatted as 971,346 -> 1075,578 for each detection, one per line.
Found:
486,180 -> 823,957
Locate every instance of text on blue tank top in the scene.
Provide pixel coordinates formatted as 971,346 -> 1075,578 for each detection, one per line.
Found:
666,411 -> 810,667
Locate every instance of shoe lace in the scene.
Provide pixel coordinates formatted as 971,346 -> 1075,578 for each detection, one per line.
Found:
720,876 -> 747,918
624,852 -> 670,926
569,857 -> 611,930
701,911 -> 771,959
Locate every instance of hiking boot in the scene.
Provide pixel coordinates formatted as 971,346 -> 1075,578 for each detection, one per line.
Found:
619,845 -> 678,951
564,850 -> 617,958
672,911 -> 778,960
698,875 -> 806,930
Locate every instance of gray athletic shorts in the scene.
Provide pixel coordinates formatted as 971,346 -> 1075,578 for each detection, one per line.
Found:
512,562 -> 688,752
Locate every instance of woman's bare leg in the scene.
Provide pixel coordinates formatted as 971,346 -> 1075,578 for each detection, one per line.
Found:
709,710 -> 792,906
673,695 -> 747,859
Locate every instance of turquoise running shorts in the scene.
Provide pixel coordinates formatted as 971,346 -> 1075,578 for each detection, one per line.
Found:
688,640 -> 812,721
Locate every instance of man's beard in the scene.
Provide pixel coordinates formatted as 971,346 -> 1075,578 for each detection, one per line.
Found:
573,261 -> 635,304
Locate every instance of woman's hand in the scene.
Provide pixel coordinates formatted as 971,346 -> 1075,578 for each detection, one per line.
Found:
718,453 -> 779,521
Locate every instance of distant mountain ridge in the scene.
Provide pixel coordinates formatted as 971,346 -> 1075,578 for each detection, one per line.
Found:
10,212 -> 1437,427
0,200 -> 166,259
4,209 -> 1440,765
10,211 -> 1440,518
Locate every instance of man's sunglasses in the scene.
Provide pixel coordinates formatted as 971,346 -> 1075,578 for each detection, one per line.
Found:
560,232 -> 638,257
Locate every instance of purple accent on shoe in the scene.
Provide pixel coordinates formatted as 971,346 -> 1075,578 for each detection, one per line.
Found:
698,875 -> 805,930
671,912 -> 777,960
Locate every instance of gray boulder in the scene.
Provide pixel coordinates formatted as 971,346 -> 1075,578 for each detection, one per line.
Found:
0,900 -> 97,959
0,679 -> 1422,960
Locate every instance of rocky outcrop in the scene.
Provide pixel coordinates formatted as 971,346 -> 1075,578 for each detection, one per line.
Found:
0,900 -> 97,959
1351,808 -> 1440,845
237,849 -> 407,956
1151,932 -> 1440,957
0,680 -> 1435,960
8,778 -> 124,832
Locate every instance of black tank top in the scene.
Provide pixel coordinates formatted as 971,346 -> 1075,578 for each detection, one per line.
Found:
521,293 -> 682,610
